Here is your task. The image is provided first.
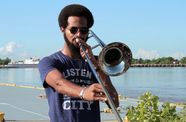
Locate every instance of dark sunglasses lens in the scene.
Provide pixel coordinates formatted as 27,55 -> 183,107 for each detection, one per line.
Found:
69,27 -> 89,34
80,28 -> 89,34
70,27 -> 78,34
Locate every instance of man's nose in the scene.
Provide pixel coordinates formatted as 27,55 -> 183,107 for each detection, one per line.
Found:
76,30 -> 82,36
75,31 -> 79,35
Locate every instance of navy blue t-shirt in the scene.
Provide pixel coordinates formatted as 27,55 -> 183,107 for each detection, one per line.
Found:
38,51 -> 101,122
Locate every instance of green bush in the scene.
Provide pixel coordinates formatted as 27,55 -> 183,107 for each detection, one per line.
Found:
126,92 -> 181,122
178,107 -> 186,122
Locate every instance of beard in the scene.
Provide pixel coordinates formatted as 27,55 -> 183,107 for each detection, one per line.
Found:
64,33 -> 88,56
64,33 -> 80,55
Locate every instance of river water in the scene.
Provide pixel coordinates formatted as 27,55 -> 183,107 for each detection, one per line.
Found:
0,67 -> 186,103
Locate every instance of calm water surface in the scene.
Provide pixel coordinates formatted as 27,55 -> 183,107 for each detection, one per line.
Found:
0,67 -> 186,103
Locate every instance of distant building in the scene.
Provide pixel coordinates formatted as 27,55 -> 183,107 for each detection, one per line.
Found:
9,58 -> 40,64
24,58 -> 39,64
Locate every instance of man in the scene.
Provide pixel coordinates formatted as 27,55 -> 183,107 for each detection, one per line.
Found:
38,4 -> 119,122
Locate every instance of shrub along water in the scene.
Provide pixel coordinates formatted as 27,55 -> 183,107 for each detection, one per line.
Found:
126,92 -> 186,122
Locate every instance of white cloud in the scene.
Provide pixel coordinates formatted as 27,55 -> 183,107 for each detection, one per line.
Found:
135,48 -> 160,59
0,41 -> 17,55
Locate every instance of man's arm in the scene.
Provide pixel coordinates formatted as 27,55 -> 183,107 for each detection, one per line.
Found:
45,68 -> 108,101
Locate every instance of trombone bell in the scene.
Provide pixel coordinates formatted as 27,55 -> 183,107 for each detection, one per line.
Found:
98,42 -> 132,76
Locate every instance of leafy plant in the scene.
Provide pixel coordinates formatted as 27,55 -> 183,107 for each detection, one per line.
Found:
126,92 -> 181,122
178,107 -> 186,121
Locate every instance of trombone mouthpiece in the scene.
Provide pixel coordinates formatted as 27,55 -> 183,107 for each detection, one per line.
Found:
75,37 -> 79,42
75,37 -> 84,47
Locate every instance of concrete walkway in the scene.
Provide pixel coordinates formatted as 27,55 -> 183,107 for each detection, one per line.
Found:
0,85 -> 137,122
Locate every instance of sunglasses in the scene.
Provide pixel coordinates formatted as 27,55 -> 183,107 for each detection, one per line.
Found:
67,27 -> 89,35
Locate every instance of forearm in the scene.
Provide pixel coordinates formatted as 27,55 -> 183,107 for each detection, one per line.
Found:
45,69 -> 109,102
56,78 -> 83,98
46,69 -> 83,98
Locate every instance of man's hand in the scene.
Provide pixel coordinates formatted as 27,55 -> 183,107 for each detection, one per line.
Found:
82,83 -> 107,102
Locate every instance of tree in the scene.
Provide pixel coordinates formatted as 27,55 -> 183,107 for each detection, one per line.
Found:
180,57 -> 186,64
0,57 -> 11,65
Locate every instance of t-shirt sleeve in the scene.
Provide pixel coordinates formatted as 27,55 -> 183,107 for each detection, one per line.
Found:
38,57 -> 56,88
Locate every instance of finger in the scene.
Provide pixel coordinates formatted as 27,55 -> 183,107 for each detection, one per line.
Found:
94,96 -> 107,101
94,92 -> 105,97
93,83 -> 103,89
92,84 -> 104,93
99,92 -> 104,96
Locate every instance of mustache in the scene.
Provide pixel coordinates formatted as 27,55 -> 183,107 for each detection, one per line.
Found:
72,34 -> 87,40
73,36 -> 87,47
73,35 -> 85,41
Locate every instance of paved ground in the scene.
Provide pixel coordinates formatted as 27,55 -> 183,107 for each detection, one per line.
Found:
0,85 -> 137,122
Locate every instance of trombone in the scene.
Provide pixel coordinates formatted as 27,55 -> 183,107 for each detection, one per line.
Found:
77,30 -> 132,122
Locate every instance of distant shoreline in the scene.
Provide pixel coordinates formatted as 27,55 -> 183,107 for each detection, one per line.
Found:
131,64 -> 186,67
0,64 -> 186,68
0,64 -> 38,68
0,83 -> 43,90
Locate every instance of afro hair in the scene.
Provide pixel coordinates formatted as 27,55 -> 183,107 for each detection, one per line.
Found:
58,4 -> 94,28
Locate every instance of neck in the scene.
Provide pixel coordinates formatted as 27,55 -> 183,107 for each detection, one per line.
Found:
61,44 -> 81,59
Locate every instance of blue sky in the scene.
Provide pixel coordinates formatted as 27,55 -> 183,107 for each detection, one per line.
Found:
0,0 -> 186,61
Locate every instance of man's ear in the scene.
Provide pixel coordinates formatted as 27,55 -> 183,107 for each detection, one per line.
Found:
60,27 -> 65,32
